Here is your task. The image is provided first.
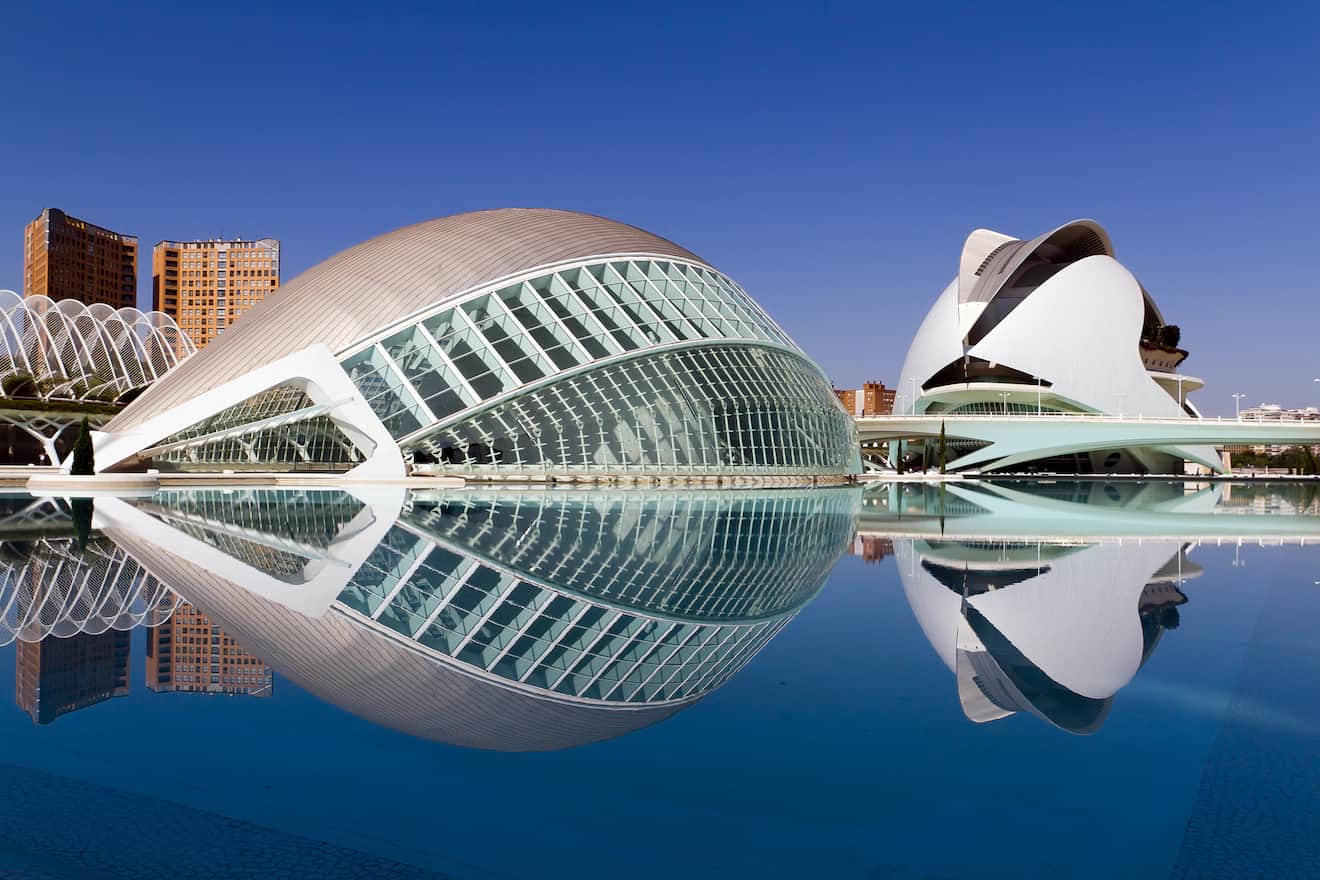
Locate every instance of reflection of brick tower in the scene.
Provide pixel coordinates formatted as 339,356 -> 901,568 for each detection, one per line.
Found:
15,631 -> 131,724
146,603 -> 272,697
850,535 -> 894,563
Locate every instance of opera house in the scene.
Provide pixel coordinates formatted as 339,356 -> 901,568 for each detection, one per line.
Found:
891,219 -> 1222,474
90,209 -> 859,478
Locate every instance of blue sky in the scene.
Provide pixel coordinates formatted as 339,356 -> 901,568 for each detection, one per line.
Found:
2,2 -> 1317,415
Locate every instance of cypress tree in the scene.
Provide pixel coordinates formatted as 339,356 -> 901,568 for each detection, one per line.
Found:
938,421 -> 948,475
70,417 -> 95,476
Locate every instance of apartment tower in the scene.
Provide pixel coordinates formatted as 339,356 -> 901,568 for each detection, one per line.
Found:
23,208 -> 137,308
153,237 -> 280,349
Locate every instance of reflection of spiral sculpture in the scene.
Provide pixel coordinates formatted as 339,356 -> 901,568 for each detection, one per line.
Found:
109,487 -> 860,750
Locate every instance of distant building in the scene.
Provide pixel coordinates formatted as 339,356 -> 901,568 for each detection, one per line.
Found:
152,238 -> 281,349
850,535 -> 893,563
23,208 -> 137,308
146,603 -> 272,696
834,381 -> 896,417
15,631 -> 131,724
1235,404 -> 1320,454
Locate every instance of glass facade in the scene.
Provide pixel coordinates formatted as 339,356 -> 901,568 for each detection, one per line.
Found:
337,488 -> 857,704
141,386 -> 365,472
337,257 -> 857,475
135,488 -> 369,582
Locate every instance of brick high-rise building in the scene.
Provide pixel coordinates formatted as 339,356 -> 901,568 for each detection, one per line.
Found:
15,631 -> 131,724
23,208 -> 137,308
153,237 -> 280,349
145,603 -> 272,697
833,381 -> 896,417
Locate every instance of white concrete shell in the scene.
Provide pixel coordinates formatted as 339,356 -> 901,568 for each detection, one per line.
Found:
893,220 -> 1219,474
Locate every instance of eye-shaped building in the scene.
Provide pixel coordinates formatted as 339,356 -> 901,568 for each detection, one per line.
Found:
96,209 -> 859,478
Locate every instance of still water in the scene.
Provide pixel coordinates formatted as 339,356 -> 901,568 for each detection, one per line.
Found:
0,481 -> 1316,879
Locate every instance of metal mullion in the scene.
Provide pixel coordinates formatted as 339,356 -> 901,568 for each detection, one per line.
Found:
637,273 -> 704,340
598,263 -> 675,344
623,625 -> 703,702
415,321 -> 481,405
577,619 -> 647,696
449,573 -> 522,656
452,306 -> 520,392
484,293 -> 556,375
373,343 -> 437,424
672,625 -> 751,698
368,540 -> 432,621
650,625 -> 724,701
666,272 -> 722,339
599,621 -> 678,701
412,557 -> 482,637
518,599 -> 596,683
688,623 -> 769,695
571,276 -> 648,350
522,281 -> 594,365
484,587 -> 555,670
552,275 -> 624,358
549,609 -> 625,691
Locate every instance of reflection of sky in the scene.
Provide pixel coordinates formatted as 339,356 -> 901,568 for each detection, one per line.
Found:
0,520 -> 1316,876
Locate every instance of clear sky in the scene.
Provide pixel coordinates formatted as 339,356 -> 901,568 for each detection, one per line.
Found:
2,2 -> 1317,415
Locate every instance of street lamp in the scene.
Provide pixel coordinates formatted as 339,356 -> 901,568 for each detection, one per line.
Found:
1233,393 -> 1246,419
998,391 -> 1011,415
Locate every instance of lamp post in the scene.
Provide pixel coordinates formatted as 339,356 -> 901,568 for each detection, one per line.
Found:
998,391 -> 1011,415
1233,393 -> 1246,419
910,377 -> 917,416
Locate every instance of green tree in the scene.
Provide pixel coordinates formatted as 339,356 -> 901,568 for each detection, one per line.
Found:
938,421 -> 948,475
70,417 -> 95,476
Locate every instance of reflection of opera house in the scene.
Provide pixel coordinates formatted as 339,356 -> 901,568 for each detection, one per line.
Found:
900,538 -> 1192,733
98,486 -> 858,750
92,209 -> 858,479
862,482 -> 1254,733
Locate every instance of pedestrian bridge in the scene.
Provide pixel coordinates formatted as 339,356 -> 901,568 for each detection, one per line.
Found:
855,413 -> 1320,473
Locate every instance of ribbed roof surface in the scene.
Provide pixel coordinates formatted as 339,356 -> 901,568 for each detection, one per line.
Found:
110,209 -> 706,432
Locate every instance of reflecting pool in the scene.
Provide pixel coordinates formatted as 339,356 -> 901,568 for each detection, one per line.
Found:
0,481 -> 1316,878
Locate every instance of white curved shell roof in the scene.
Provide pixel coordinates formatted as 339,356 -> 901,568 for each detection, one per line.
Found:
111,208 -> 706,431
0,290 -> 194,403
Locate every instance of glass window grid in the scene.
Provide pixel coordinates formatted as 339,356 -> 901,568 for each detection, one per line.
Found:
334,488 -> 856,703
336,257 -> 805,455
410,345 -> 857,475
338,529 -> 790,704
398,490 -> 856,622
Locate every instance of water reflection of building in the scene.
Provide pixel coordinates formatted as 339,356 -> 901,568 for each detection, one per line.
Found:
15,630 -> 131,724
899,539 -> 1194,733
100,487 -> 859,750
856,481 -> 1252,733
1,496 -> 179,723
849,535 -> 893,563
146,603 -> 272,697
